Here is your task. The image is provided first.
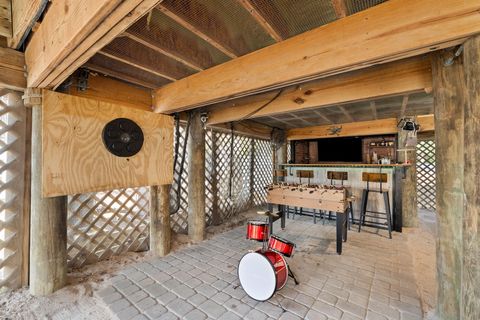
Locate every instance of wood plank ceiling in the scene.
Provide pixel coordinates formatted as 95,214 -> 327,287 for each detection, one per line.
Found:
252,91 -> 433,129
83,0 -> 388,90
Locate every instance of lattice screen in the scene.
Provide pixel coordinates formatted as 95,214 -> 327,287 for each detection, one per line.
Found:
67,187 -> 149,268
416,139 -> 436,211
0,91 -> 26,291
67,124 -> 273,267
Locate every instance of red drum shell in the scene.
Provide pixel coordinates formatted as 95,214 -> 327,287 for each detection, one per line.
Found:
268,235 -> 295,257
246,221 -> 269,242
260,250 -> 288,291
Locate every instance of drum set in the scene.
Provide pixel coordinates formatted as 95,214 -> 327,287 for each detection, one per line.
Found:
238,220 -> 298,301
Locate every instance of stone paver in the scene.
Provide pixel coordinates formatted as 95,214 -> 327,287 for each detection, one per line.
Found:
98,215 -> 426,320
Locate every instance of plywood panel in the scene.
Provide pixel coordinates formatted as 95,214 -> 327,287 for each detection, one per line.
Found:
42,90 -> 173,197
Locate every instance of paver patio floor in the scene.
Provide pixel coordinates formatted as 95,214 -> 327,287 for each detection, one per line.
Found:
97,215 -> 428,320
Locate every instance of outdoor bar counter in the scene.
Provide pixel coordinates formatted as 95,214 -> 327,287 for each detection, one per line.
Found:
279,163 -> 410,231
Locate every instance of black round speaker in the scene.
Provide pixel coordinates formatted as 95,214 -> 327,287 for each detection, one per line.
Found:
102,118 -> 144,157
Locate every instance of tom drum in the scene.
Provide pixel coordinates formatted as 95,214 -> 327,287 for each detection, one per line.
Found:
246,220 -> 269,242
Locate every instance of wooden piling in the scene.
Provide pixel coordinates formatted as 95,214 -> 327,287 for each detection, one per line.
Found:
27,89 -> 67,296
433,38 -> 479,319
397,128 -> 418,227
187,110 -> 206,242
149,185 -> 171,256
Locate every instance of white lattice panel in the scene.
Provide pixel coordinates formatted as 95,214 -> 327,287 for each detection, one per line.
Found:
67,123 -> 274,267
416,139 -> 436,211
0,92 -> 26,291
67,187 -> 149,268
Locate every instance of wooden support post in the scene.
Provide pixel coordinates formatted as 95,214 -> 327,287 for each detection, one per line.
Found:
432,37 -> 479,319
187,110 -> 206,242
462,36 -> 480,320
25,88 -> 67,296
397,128 -> 418,227
149,185 -> 171,257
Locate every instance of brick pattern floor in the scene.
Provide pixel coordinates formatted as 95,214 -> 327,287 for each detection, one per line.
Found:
97,216 -> 424,320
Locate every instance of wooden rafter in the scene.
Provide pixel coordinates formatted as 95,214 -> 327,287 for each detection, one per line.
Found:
8,0 -> 45,49
331,0 -> 348,19
206,57 -> 431,124
85,62 -> 159,89
400,95 -> 409,117
287,114 -> 435,140
0,47 -> 26,90
25,0 -> 164,88
123,31 -> 203,71
313,110 -> 333,124
338,106 -> 354,122
156,4 -> 238,59
97,51 -> 177,81
0,0 -> 12,38
236,0 -> 283,42
154,0 -> 479,113
370,101 -> 378,119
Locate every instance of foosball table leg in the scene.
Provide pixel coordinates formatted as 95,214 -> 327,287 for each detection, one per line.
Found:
336,212 -> 345,255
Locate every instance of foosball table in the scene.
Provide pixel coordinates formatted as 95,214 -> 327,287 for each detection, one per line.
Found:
265,183 -> 349,254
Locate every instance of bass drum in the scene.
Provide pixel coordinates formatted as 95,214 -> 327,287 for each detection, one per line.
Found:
238,250 -> 288,301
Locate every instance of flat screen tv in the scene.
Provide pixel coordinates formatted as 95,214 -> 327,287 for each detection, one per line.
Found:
316,137 -> 363,162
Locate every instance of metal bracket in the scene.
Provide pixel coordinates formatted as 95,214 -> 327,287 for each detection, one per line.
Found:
77,69 -> 89,91
444,45 -> 464,67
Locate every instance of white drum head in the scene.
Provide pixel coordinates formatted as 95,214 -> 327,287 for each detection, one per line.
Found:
238,252 -> 276,301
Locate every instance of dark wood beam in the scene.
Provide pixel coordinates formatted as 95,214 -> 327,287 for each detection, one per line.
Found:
237,0 -> 283,42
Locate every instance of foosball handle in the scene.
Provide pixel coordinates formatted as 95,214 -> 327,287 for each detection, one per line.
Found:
257,210 -> 269,215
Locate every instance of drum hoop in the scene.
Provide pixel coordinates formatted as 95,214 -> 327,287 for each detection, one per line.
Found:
269,246 -> 294,257
277,253 -> 289,290
270,235 -> 296,247
247,220 -> 268,226
237,251 -> 277,302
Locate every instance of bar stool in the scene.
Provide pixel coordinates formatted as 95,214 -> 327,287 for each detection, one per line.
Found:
358,172 -> 392,238
292,170 -> 314,220
322,171 -> 348,224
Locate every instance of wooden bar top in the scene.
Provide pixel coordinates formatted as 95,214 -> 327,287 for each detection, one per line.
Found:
280,163 -> 410,168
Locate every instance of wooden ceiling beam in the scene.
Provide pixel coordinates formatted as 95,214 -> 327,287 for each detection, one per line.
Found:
156,4 -> 238,59
287,114 -> 435,140
331,0 -> 348,19
313,110 -> 334,124
25,0 -> 163,88
0,0 -> 12,38
370,101 -> 378,119
153,0 -> 479,113
97,50 -> 177,81
400,95 -> 410,117
237,0 -> 283,42
123,31 -> 204,71
0,47 -> 26,90
65,72 -> 152,111
8,0 -> 46,49
338,106 -> 354,122
206,56 -> 431,124
85,63 -> 158,89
